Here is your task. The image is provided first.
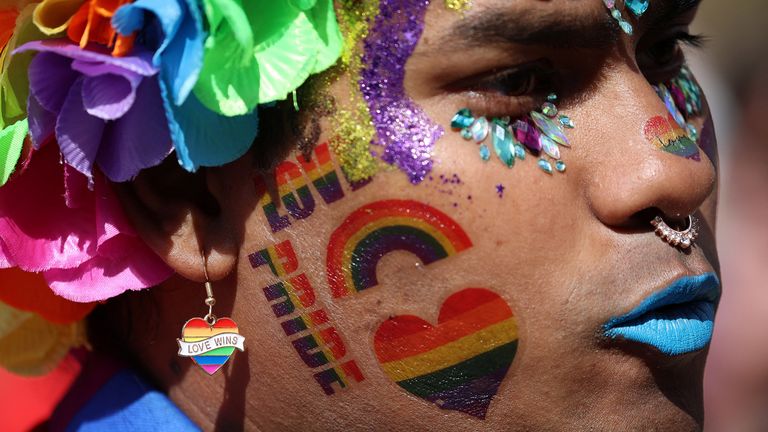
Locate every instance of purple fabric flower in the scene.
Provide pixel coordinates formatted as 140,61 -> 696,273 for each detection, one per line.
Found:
14,39 -> 174,182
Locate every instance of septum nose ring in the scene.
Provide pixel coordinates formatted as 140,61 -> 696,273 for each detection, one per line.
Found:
651,215 -> 699,249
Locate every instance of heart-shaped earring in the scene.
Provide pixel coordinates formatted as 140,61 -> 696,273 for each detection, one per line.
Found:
177,250 -> 246,375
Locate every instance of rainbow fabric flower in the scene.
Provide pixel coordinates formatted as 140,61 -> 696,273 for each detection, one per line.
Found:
15,39 -> 173,182
193,0 -> 343,116
112,0 -> 259,172
0,143 -> 173,302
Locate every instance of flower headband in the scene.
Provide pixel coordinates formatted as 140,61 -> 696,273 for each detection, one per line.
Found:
0,0 -> 343,374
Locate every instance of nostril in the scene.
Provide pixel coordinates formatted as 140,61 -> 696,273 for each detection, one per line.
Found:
629,207 -> 688,232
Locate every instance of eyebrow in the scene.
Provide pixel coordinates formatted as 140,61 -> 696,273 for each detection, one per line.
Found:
440,0 -> 703,51
441,7 -> 620,51
648,0 -> 702,24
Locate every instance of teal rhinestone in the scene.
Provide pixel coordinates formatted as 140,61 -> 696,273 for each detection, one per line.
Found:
479,144 -> 491,161
619,20 -> 633,35
530,111 -> 570,147
514,144 -> 526,160
538,158 -> 553,174
460,128 -> 472,140
541,102 -> 558,118
547,93 -> 558,102
470,117 -> 490,143
625,0 -> 649,17
686,124 -> 699,141
540,135 -> 561,159
492,121 -> 515,167
555,160 -> 567,172
558,115 -> 575,128
451,109 -> 474,129
611,9 -> 622,19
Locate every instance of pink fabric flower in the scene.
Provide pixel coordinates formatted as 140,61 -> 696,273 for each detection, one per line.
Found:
0,143 -> 173,302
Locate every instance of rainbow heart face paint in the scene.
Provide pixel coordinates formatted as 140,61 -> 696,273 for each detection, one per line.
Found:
603,273 -> 720,356
374,288 -> 518,419
643,114 -> 701,161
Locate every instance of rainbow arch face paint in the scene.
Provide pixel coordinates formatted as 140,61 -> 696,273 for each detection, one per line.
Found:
326,199 -> 473,298
603,273 -> 720,356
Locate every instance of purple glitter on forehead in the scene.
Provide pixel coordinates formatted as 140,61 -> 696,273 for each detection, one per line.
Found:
359,0 -> 444,184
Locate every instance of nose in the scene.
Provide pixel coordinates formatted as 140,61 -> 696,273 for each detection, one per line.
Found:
577,65 -> 716,228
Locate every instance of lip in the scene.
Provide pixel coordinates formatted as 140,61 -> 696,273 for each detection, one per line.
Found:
603,273 -> 721,356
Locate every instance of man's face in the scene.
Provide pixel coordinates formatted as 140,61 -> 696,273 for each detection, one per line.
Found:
217,0 -> 719,429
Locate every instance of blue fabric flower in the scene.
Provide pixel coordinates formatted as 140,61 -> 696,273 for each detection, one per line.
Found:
112,0 -> 259,172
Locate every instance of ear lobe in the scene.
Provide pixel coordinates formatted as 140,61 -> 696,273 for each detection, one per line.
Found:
114,158 -> 241,283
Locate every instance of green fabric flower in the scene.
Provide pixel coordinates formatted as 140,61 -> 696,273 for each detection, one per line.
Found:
193,0 -> 343,116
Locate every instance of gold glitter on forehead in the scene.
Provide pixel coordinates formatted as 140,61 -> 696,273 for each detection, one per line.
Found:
444,0 -> 471,12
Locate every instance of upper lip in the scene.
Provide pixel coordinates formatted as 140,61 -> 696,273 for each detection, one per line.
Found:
603,273 -> 721,330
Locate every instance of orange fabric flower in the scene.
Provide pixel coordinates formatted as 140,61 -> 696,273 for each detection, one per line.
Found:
66,0 -> 134,56
0,8 -> 19,49
0,268 -> 95,324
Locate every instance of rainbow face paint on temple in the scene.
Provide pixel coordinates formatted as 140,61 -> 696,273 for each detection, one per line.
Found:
326,199 -> 473,298
644,114 -> 700,160
374,288 -> 518,419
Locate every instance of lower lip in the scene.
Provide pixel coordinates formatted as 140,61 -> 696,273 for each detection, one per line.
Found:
604,300 -> 716,356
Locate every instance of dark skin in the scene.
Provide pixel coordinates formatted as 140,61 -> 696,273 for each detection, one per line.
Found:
108,0 -> 719,430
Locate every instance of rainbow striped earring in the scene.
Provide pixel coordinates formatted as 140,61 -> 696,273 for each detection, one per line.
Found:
177,251 -> 246,375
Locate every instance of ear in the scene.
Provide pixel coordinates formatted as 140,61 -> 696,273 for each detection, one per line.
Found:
114,157 -> 252,283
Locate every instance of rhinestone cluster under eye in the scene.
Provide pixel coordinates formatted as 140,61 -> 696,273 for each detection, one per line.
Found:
450,94 -> 574,174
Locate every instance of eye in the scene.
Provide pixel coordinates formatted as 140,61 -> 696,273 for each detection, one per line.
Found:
638,32 -> 706,83
448,61 -> 557,117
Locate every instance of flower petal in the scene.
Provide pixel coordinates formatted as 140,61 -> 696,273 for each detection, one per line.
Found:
80,73 -> 137,120
44,240 -> 173,302
170,91 -> 258,171
32,0 -> 85,36
0,144 -> 96,271
27,51 -> 79,113
0,267 -> 95,324
0,118 -> 28,186
97,77 -> 173,182
14,39 -> 158,77
26,92 -> 57,149
0,301 -> 85,376
55,78 -> 105,180
114,0 -> 205,105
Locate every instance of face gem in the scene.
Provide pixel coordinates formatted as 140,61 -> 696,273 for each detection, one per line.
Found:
514,144 -> 526,160
558,115 -> 575,128
511,118 -> 542,152
541,102 -> 558,118
537,158 -> 553,174
540,135 -> 561,159
491,121 -> 514,167
555,160 -> 566,172
479,143 -> 491,161
625,0 -> 649,17
530,111 -> 570,147
451,108 -> 474,130
470,117 -> 490,143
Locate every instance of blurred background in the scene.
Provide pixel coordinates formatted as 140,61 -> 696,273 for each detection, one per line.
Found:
0,0 -> 767,431
691,1 -> 768,431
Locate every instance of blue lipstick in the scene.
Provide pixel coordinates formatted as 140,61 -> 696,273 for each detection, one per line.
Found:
603,273 -> 721,356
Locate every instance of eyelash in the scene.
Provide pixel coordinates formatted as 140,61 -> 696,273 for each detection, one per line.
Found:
455,32 -> 708,118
